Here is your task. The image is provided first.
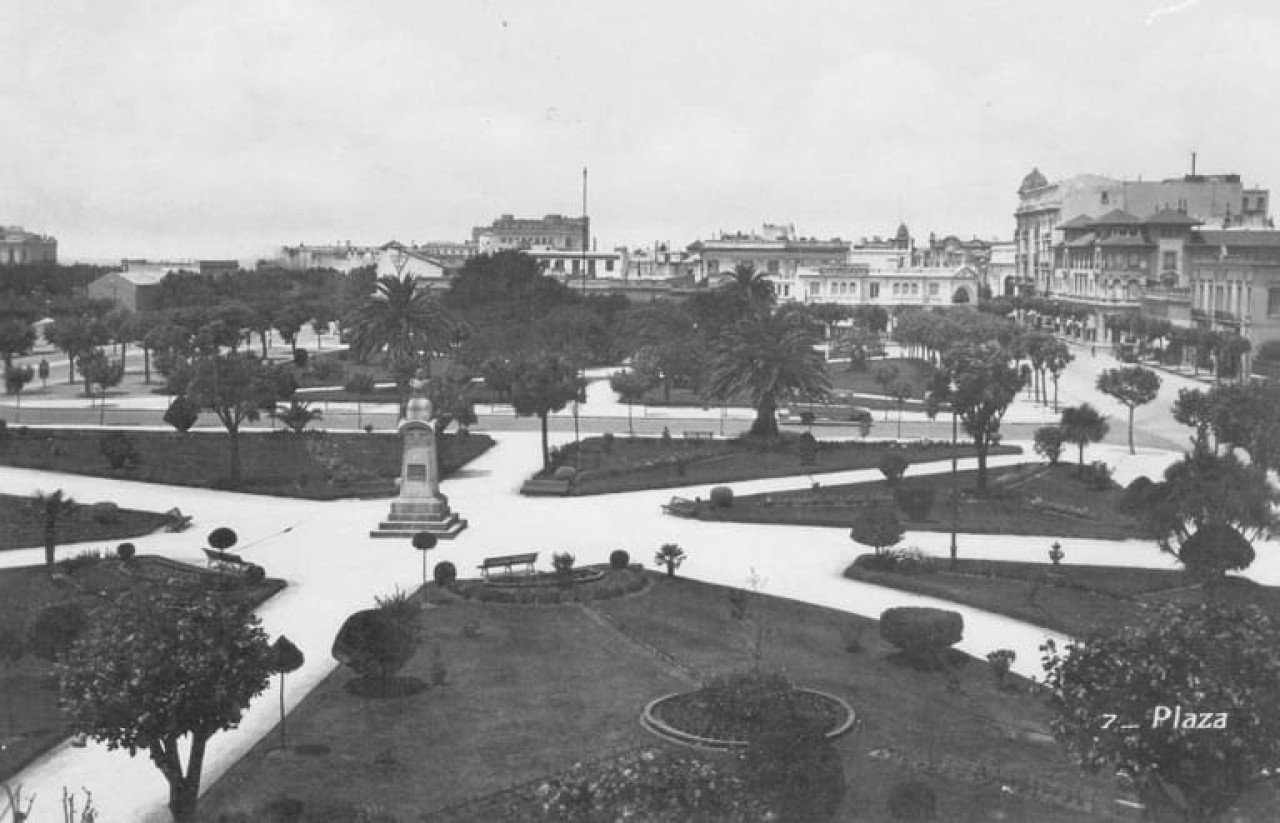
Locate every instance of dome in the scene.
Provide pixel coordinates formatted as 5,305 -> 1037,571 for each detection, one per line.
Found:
1019,167 -> 1048,193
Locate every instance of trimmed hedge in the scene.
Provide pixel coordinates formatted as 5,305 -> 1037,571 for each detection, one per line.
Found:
879,607 -> 963,656
709,486 -> 734,508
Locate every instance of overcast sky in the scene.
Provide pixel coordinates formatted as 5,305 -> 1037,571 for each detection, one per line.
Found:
2,0 -> 1277,262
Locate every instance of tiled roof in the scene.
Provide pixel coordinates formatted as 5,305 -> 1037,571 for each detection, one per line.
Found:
1098,234 -> 1154,247
1058,214 -> 1094,231
1065,232 -> 1097,247
1192,230 -> 1280,248
1089,209 -> 1142,226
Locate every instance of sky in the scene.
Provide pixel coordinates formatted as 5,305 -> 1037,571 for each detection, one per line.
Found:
2,0 -> 1279,263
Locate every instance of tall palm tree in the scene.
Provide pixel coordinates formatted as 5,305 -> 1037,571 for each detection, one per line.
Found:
707,309 -> 831,438
719,263 -> 776,314
34,489 -> 77,569
346,274 -> 465,414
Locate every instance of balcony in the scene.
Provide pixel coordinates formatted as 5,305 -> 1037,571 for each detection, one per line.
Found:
1142,286 -> 1191,304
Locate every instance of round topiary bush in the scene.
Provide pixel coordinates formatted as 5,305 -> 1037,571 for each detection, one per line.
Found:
887,779 -> 937,821
116,542 -> 136,561
553,465 -> 577,481
90,501 -> 120,525
879,607 -> 963,660
609,549 -> 630,570
244,564 -> 266,584
1119,475 -> 1154,514
208,527 -> 238,550
709,486 -> 734,508
433,560 -> 457,587
331,608 -> 416,688
1180,522 -> 1256,577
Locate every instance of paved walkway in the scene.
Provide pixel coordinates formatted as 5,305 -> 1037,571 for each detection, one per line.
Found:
1,349 -> 1273,821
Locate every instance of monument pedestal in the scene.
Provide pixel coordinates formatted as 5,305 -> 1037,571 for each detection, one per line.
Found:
369,372 -> 466,539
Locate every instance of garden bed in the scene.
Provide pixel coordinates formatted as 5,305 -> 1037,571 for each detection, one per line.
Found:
0,428 -> 493,499
448,566 -> 647,604
691,462 -> 1146,540
0,554 -> 286,782
0,493 -> 170,551
541,435 -> 1019,496
644,684 -> 855,750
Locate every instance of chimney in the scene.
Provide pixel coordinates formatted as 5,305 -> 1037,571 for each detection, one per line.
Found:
1191,151 -> 1197,176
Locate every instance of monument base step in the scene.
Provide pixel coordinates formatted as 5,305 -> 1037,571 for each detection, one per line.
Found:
369,514 -> 467,539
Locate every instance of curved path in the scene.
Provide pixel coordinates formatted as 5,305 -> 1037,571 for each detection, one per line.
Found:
3,367 -> 1276,821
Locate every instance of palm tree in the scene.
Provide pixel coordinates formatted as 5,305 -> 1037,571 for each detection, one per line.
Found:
346,274 -> 465,415
719,263 -> 776,314
706,310 -> 831,439
34,489 -> 77,568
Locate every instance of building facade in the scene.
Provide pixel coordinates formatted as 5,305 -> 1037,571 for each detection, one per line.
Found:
472,214 -> 589,253
687,223 -> 850,296
1185,230 -> 1280,371
277,242 -> 380,273
0,225 -> 57,266
87,270 -> 164,312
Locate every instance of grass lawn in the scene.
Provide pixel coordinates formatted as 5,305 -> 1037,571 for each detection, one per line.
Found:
844,556 -> 1280,638
690,462 -> 1146,540
201,575 -> 1136,823
0,493 -> 170,551
544,435 -> 1020,496
826,356 -> 934,396
0,555 -> 286,782
0,428 -> 493,499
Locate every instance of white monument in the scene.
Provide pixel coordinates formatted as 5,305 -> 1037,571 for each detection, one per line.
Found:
370,370 -> 466,538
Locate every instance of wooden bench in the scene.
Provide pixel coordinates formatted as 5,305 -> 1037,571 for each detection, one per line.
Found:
682,430 -> 715,440
478,552 -> 539,578
204,548 -> 249,572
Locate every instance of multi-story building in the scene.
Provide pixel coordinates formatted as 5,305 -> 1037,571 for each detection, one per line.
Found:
987,240 -> 1017,296
1185,230 -> 1280,371
687,223 -> 849,296
0,225 -> 57,266
623,243 -> 702,280
472,214 -> 588,253
277,242 -> 381,273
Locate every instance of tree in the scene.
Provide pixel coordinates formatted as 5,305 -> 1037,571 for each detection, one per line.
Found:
270,636 -> 305,750
344,372 -> 377,430
1197,381 -> 1280,473
654,543 -> 686,578
58,587 -> 274,823
184,354 -> 281,483
926,343 -> 1026,492
509,354 -> 584,470
849,505 -> 904,556
873,365 -> 899,421
1173,387 -> 1217,453
0,316 -> 35,379
1040,603 -> 1280,822
719,262 -> 776,314
1139,449 -> 1276,579
45,313 -> 109,385
1043,338 -> 1074,411
163,394 -> 200,433
270,398 -> 322,433
346,274 -> 463,414
706,310 -> 831,439
1096,367 -> 1161,455
4,364 -> 33,421
1059,404 -> 1109,472
1033,426 -> 1066,466
33,489 -> 77,568
890,380 -> 912,438
877,452 -> 909,488
610,369 -> 657,436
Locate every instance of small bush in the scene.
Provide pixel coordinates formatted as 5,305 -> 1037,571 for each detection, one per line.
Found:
27,601 -> 88,661
116,542 -> 136,561
1181,522 -> 1256,577
245,564 -> 266,584
1079,460 -> 1113,490
90,500 -> 120,525
886,779 -> 937,821
709,486 -> 734,508
894,486 -> 935,521
553,465 -> 576,481
99,432 -> 141,470
600,432 -> 614,453
878,452 -> 910,487
986,648 -> 1016,689
163,394 -> 200,433
331,608 -> 416,686
879,607 -> 963,659
661,426 -> 671,442
433,560 -> 457,587
1033,426 -> 1066,466
293,349 -> 310,368
853,552 -> 900,572
310,358 -> 345,382
57,549 -> 104,575
609,549 -> 630,570
1118,475 -> 1154,514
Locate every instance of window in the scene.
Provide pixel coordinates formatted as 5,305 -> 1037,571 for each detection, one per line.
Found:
892,283 -> 900,296
606,259 -> 614,272
808,282 -> 821,297
869,283 -> 880,298
929,282 -> 939,296
767,260 -> 779,275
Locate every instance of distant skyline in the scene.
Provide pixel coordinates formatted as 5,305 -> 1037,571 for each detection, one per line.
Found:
3,0 -> 1277,262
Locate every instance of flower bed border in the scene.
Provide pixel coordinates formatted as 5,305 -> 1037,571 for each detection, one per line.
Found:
640,688 -> 857,751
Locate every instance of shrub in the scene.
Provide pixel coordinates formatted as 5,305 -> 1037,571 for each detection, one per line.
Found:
600,432 -> 614,453
886,779 -> 937,821
878,452 -> 910,487
90,500 -> 120,525
1180,522 -> 1256,577
27,601 -> 88,661
743,709 -> 845,821
553,465 -> 576,481
245,564 -> 266,584
292,349 -> 309,368
1033,426 -> 1066,466
850,505 -> 904,555
879,607 -> 963,660
987,648 -> 1016,689
894,486 -> 935,521
1079,460 -> 1113,490
99,432 -> 141,470
310,358 -> 345,382
331,608 -> 416,686
433,561 -> 457,587
163,394 -> 200,433
853,552 -> 900,572
709,486 -> 734,508
1118,475 -> 1154,514
608,549 -> 630,570
208,527 -> 238,550
116,542 -> 136,561
57,548 -> 104,574
661,426 -> 671,442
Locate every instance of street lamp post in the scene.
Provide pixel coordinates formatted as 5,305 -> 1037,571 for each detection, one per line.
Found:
948,380 -> 959,569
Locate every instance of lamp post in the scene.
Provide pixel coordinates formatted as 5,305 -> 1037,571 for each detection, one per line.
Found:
948,379 -> 959,570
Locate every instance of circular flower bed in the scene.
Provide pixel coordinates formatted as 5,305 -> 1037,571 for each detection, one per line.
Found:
449,566 -> 648,605
642,671 -> 856,750
482,568 -> 605,589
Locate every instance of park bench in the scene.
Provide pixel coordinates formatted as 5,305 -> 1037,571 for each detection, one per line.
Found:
682,430 -> 715,440
163,507 -> 193,532
661,496 -> 698,518
204,548 -> 249,572
478,552 -> 539,578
